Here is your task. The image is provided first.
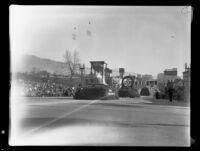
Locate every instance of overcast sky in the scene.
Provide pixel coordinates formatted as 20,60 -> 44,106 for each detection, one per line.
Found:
9,5 -> 191,78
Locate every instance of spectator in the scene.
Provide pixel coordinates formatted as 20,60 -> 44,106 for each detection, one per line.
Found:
15,79 -> 71,97
166,80 -> 174,102
155,89 -> 159,100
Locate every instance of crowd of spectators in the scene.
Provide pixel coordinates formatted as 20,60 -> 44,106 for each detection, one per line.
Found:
15,79 -> 76,97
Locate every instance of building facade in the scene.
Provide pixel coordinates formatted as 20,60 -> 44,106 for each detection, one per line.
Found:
157,68 -> 178,84
183,63 -> 190,102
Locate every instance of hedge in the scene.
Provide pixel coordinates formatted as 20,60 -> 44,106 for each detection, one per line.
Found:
154,86 -> 184,101
118,87 -> 140,98
73,86 -> 108,100
140,87 -> 150,96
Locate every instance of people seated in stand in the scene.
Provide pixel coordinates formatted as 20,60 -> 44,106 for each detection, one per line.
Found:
15,79 -> 76,97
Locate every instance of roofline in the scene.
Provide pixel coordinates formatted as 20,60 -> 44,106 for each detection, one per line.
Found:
90,61 -> 107,65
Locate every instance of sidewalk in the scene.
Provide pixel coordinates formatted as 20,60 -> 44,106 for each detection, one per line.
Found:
141,96 -> 190,107
20,96 -> 190,107
24,97 -> 152,106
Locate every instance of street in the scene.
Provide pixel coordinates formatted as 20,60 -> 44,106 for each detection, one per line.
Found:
9,97 -> 190,146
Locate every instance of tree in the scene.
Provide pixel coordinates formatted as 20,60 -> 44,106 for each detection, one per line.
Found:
173,79 -> 184,101
63,49 -> 80,87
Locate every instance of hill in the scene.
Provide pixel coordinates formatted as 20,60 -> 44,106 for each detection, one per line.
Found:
11,54 -> 137,77
12,55 -> 73,75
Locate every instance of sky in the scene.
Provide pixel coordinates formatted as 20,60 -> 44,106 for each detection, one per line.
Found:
9,5 -> 191,78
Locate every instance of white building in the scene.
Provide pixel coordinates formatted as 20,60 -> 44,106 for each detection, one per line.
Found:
157,68 -> 178,84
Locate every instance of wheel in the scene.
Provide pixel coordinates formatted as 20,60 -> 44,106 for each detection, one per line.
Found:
122,76 -> 134,88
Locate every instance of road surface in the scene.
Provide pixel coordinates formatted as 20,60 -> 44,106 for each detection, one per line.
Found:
9,97 -> 190,146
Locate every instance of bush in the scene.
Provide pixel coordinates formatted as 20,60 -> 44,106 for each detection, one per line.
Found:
157,82 -> 166,94
173,85 -> 184,101
118,87 -> 129,97
154,92 -> 168,99
140,87 -> 150,96
154,86 -> 184,101
73,86 -> 108,100
118,87 -> 140,98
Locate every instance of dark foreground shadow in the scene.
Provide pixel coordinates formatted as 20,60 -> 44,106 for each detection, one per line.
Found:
21,117 -> 189,135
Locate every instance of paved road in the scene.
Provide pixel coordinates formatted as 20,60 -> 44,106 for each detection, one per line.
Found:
9,97 -> 190,146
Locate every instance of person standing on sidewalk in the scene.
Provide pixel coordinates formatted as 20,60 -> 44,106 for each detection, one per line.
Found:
167,80 -> 174,102
155,88 -> 159,100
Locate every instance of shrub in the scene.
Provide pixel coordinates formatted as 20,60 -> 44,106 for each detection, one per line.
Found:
173,85 -> 184,101
140,87 -> 150,96
128,87 -> 140,98
154,92 -> 168,99
157,82 -> 166,94
118,87 -> 140,98
154,86 -> 184,101
118,87 -> 129,97
73,86 -> 108,100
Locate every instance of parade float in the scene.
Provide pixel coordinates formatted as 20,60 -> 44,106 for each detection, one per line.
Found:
73,61 -> 118,100
118,75 -> 140,98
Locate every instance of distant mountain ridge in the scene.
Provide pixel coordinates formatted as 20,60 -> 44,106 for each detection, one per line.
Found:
11,54 -> 138,76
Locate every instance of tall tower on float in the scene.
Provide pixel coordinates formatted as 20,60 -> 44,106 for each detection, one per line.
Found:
90,61 -> 107,85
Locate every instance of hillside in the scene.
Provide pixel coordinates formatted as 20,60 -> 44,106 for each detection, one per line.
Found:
11,55 -> 83,75
11,54 -> 136,76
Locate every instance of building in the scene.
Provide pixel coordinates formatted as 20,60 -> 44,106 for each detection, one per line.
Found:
164,68 -> 177,76
141,74 -> 153,81
183,63 -> 190,102
133,74 -> 157,95
157,73 -> 165,83
157,68 -> 178,84
163,68 -> 178,82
